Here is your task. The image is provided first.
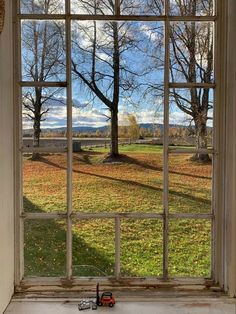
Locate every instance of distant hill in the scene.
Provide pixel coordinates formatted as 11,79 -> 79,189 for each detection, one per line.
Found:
23,123 -> 188,135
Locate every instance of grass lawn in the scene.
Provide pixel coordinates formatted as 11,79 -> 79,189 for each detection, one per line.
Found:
23,144 -> 212,278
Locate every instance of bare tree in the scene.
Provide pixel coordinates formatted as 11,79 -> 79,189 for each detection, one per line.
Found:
134,0 -> 213,162
170,0 -> 214,162
21,0 -> 65,159
71,0 -> 163,159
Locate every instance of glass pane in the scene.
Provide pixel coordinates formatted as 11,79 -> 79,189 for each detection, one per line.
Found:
121,219 -> 163,277
71,0 -> 115,14
21,20 -> 66,81
169,219 -> 211,277
21,0 -> 65,14
169,88 -> 214,149
170,22 -> 214,83
24,219 -> 66,276
170,0 -> 214,16
121,0 -> 164,15
73,148 -> 163,213
23,153 -> 67,212
169,154 -> 212,213
22,88 -> 67,149
72,20 -> 164,213
72,219 -> 115,276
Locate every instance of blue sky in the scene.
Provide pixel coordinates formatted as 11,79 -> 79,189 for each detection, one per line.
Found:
21,19 -> 214,130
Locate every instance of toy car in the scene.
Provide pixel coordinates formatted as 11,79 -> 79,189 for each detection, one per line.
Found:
78,300 -> 91,311
96,283 -> 115,307
98,292 -> 115,307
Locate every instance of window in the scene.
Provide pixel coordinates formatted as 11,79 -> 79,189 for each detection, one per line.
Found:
16,0 -> 216,285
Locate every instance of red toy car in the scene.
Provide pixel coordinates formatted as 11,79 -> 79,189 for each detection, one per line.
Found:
96,284 -> 115,307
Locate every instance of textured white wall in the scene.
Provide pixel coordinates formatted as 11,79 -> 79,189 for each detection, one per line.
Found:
0,0 -> 14,312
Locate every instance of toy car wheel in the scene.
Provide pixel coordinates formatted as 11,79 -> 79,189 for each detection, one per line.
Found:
109,303 -> 114,307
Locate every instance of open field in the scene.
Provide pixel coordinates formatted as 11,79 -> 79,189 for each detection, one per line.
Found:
23,144 -> 212,278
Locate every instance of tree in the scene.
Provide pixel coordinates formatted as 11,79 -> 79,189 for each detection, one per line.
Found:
169,0 -> 214,162
21,0 -> 65,160
71,0 -> 163,159
127,114 -> 140,140
138,0 -> 213,162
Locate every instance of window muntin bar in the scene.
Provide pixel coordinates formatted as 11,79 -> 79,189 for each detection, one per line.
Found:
65,0 -> 73,280
19,14 -> 216,22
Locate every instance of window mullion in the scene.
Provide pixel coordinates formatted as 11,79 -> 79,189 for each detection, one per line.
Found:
163,0 -> 170,280
65,0 -> 73,280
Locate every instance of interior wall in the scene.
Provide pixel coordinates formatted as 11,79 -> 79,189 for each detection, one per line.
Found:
225,0 -> 236,298
0,0 -> 15,312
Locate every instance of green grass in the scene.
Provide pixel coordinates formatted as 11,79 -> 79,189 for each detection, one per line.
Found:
23,144 -> 212,278
93,143 -> 164,153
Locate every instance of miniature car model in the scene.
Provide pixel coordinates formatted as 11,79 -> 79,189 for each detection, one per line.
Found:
78,300 -> 91,311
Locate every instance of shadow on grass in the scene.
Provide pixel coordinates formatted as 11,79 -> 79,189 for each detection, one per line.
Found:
24,197 -> 131,277
118,155 -> 211,180
39,156 -> 211,205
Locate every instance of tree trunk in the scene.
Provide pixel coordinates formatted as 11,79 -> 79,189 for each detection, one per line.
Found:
109,108 -> 119,158
191,115 -> 211,163
32,116 -> 41,161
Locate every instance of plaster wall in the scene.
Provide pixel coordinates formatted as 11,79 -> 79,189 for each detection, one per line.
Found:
0,0 -> 15,312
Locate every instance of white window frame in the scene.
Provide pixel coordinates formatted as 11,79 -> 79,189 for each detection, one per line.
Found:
13,0 -> 227,292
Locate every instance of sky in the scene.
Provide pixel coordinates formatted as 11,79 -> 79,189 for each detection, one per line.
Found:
21,2 -> 214,131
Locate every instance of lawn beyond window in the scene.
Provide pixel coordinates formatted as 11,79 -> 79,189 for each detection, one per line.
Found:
23,144 -> 212,277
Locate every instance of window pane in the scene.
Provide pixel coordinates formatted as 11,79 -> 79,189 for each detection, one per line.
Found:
169,88 -> 214,149
23,153 -> 67,212
21,20 -> 66,82
73,148 -> 163,213
72,20 -> 164,213
170,0 -> 214,16
169,219 -> 211,277
22,88 -> 67,149
71,0 -> 115,14
121,0 -> 164,15
121,219 -> 163,277
72,219 -> 115,276
21,0 -> 65,14
170,22 -> 214,83
24,219 -> 66,276
169,154 -> 212,213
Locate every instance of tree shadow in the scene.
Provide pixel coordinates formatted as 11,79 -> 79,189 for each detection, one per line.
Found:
118,154 -> 211,180
38,156 -> 211,205
23,197 -> 135,277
